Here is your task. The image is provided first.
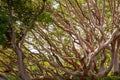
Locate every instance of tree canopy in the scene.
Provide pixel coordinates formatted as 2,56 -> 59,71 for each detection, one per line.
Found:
0,0 -> 120,80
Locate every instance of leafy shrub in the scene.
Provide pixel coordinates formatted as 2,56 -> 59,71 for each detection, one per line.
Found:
6,75 -> 21,80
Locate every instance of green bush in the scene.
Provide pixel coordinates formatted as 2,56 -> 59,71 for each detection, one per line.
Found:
6,75 -> 21,80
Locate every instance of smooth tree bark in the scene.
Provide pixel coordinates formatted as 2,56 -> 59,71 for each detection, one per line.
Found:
13,45 -> 31,80
113,39 -> 120,75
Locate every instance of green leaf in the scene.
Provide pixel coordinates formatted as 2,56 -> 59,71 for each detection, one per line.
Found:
37,11 -> 53,24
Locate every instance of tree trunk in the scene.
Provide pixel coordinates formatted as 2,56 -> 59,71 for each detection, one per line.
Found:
113,40 -> 119,75
13,44 -> 31,80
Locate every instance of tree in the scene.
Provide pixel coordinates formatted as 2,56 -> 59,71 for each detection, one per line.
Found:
24,0 -> 120,79
0,0 -> 46,80
0,0 -> 120,80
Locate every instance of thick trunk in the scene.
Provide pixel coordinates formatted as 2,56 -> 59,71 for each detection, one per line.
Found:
13,45 -> 31,80
113,40 -> 119,75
